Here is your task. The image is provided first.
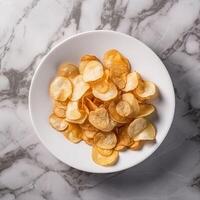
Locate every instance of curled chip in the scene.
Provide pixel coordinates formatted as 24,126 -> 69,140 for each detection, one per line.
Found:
49,113 -> 68,131
82,132 -> 94,145
122,72 -> 138,92
115,145 -> 127,151
89,107 -> 116,132
134,122 -> 156,141
108,101 -> 130,124
96,146 -> 113,156
116,100 -> 132,117
91,70 -> 110,93
135,80 -> 158,100
65,112 -> 87,124
66,101 -> 82,120
122,93 -> 140,117
137,104 -> 155,118
130,141 -> 143,150
94,132 -> 117,149
57,63 -> 79,78
92,146 -> 119,166
127,118 -> 148,139
85,98 -> 98,111
117,126 -> 132,147
71,75 -> 90,101
50,76 -> 72,101
83,60 -> 104,82
103,49 -> 130,89
53,101 -> 66,118
64,124 -> 82,143
79,54 -> 99,74
92,81 -> 118,101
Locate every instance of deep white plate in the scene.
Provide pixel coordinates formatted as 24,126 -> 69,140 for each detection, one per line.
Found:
29,30 -> 175,173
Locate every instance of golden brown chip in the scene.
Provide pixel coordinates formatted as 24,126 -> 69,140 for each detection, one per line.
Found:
89,107 -> 116,132
92,146 -> 119,166
92,81 -> 118,101
117,126 -> 132,147
66,101 -> 82,120
137,104 -> 155,118
57,63 -> 79,78
49,76 -> 72,101
53,101 -> 66,118
64,124 -> 82,143
96,146 -> 113,156
127,118 -> 148,139
122,72 -> 138,92
94,132 -> 117,149
134,122 -> 156,141
115,145 -> 127,151
135,80 -> 158,100
49,113 -> 68,131
70,75 -> 90,101
79,54 -> 99,74
108,101 -> 131,124
83,60 -> 104,82
65,112 -> 87,124
130,141 -> 143,150
85,98 -> 98,111
103,49 -> 130,89
122,93 -> 140,117
116,100 -> 132,117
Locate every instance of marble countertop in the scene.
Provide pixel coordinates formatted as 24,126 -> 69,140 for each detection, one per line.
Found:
0,0 -> 200,199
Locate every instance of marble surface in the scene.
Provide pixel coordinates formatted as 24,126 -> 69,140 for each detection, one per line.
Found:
0,0 -> 200,199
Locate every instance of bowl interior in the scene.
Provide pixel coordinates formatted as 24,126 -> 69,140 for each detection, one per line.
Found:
29,31 -> 175,173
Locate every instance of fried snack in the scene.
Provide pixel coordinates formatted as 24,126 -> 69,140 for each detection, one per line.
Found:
49,76 -> 72,101
135,80 -> 158,100
127,118 -> 148,139
122,72 -> 138,92
71,75 -> 90,101
83,60 -> 104,82
92,146 -> 119,166
79,54 -> 99,74
49,113 -> 68,131
94,132 -> 117,149
103,49 -> 130,89
92,81 -> 118,101
49,49 -> 159,167
134,122 -> 156,141
89,107 -> 116,132
57,63 -> 79,78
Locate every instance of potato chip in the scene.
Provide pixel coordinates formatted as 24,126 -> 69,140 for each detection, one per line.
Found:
83,60 -> 104,82
122,93 -> 140,117
116,100 -> 132,117
135,81 -> 158,100
115,145 -> 127,151
85,98 -> 98,111
65,112 -> 87,124
71,75 -> 90,101
57,63 -> 79,78
134,122 -> 156,141
64,124 -> 82,143
49,113 -> 68,131
122,72 -> 138,92
108,101 -> 130,124
130,141 -> 143,150
127,118 -> 148,138
92,146 -> 119,166
66,101 -> 81,120
137,104 -> 155,118
117,126 -> 132,146
82,131 -> 94,145
53,101 -> 66,118
89,107 -> 116,132
103,49 -> 130,89
94,132 -> 117,149
49,76 -> 72,101
92,81 -> 118,101
96,146 -> 113,156
79,54 -> 99,74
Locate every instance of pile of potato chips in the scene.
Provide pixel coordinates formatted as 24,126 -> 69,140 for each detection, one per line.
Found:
49,49 -> 158,166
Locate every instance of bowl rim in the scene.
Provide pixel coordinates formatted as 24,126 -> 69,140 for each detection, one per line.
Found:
29,30 -> 175,173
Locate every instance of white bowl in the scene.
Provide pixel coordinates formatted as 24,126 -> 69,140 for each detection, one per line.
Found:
29,30 -> 175,173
